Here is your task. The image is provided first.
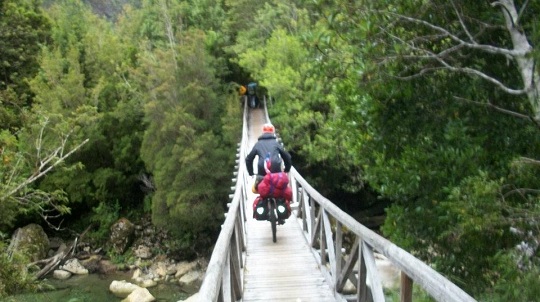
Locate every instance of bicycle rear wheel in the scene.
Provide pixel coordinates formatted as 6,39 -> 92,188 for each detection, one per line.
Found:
269,199 -> 277,243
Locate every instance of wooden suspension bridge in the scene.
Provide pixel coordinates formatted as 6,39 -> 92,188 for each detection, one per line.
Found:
197,98 -> 477,302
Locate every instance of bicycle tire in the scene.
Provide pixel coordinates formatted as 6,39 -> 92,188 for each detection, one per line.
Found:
269,199 -> 277,243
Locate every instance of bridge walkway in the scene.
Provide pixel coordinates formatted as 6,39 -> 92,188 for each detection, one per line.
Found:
197,101 -> 477,302
242,108 -> 336,301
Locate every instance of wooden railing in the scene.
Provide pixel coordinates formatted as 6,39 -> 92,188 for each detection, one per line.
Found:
198,99 -> 477,302
289,169 -> 476,302
197,98 -> 250,302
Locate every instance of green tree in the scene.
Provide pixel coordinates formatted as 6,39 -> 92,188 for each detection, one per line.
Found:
0,0 -> 51,131
138,29 -> 233,255
227,0 -> 540,297
228,0 -> 365,201
308,0 -> 540,296
26,0 -> 148,238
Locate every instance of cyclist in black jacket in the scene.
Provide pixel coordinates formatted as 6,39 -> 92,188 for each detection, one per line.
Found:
245,123 -> 292,179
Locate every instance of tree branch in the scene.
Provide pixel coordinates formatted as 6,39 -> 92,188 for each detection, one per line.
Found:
29,223 -> 94,279
379,23 -> 529,95
2,138 -> 89,201
385,11 -> 529,57
514,157 -> 540,167
451,0 -> 476,43
453,96 -> 540,128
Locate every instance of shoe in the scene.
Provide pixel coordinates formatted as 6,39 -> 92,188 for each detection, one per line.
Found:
278,219 -> 285,225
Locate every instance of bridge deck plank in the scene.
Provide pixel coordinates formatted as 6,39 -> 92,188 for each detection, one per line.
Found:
242,108 -> 337,302
242,209 -> 336,302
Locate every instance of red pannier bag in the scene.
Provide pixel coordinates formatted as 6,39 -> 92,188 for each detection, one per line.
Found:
258,172 -> 289,199
255,172 -> 293,220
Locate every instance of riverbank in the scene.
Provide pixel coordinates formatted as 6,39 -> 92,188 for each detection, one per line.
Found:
2,271 -> 190,302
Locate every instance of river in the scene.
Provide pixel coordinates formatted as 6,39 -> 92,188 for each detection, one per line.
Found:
1,271 -> 190,302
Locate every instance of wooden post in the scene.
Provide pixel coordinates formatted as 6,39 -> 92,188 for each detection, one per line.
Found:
320,210 -> 327,266
301,188 -> 308,232
222,250 -> 232,302
357,240 -> 369,302
230,229 -> 242,301
336,222 -> 343,288
362,243 -> 384,302
337,237 -> 359,292
401,272 -> 413,302
310,195 -> 316,237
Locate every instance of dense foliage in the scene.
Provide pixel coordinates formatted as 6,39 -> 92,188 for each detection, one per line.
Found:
1,0 -> 540,300
0,0 -> 239,296
227,0 -> 540,299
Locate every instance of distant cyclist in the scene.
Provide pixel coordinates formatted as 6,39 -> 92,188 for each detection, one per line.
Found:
246,82 -> 259,108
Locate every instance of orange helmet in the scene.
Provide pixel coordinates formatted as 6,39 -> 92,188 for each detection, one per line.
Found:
262,123 -> 275,133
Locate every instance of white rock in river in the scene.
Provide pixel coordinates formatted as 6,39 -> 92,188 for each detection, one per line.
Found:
61,258 -> 88,275
52,269 -> 72,280
109,280 -> 141,298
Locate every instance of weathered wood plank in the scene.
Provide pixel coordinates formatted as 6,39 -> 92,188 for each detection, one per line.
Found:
230,232 -> 242,301
243,138 -> 338,302
363,243 -> 385,302
336,221 -> 343,289
322,210 -> 337,280
222,251 -> 232,302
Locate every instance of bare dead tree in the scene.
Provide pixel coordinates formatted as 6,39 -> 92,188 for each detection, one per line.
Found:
0,116 -> 89,229
379,0 -> 540,120
159,0 -> 179,68
373,1 -> 540,207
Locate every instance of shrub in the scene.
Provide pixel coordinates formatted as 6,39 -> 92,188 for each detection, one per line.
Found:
0,240 -> 39,297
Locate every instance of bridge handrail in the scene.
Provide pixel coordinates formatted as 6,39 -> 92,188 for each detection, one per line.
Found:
197,96 -> 250,302
289,168 -> 477,302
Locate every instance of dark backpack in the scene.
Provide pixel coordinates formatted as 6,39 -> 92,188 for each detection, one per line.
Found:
247,82 -> 257,95
264,150 -> 282,173
253,197 -> 268,220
